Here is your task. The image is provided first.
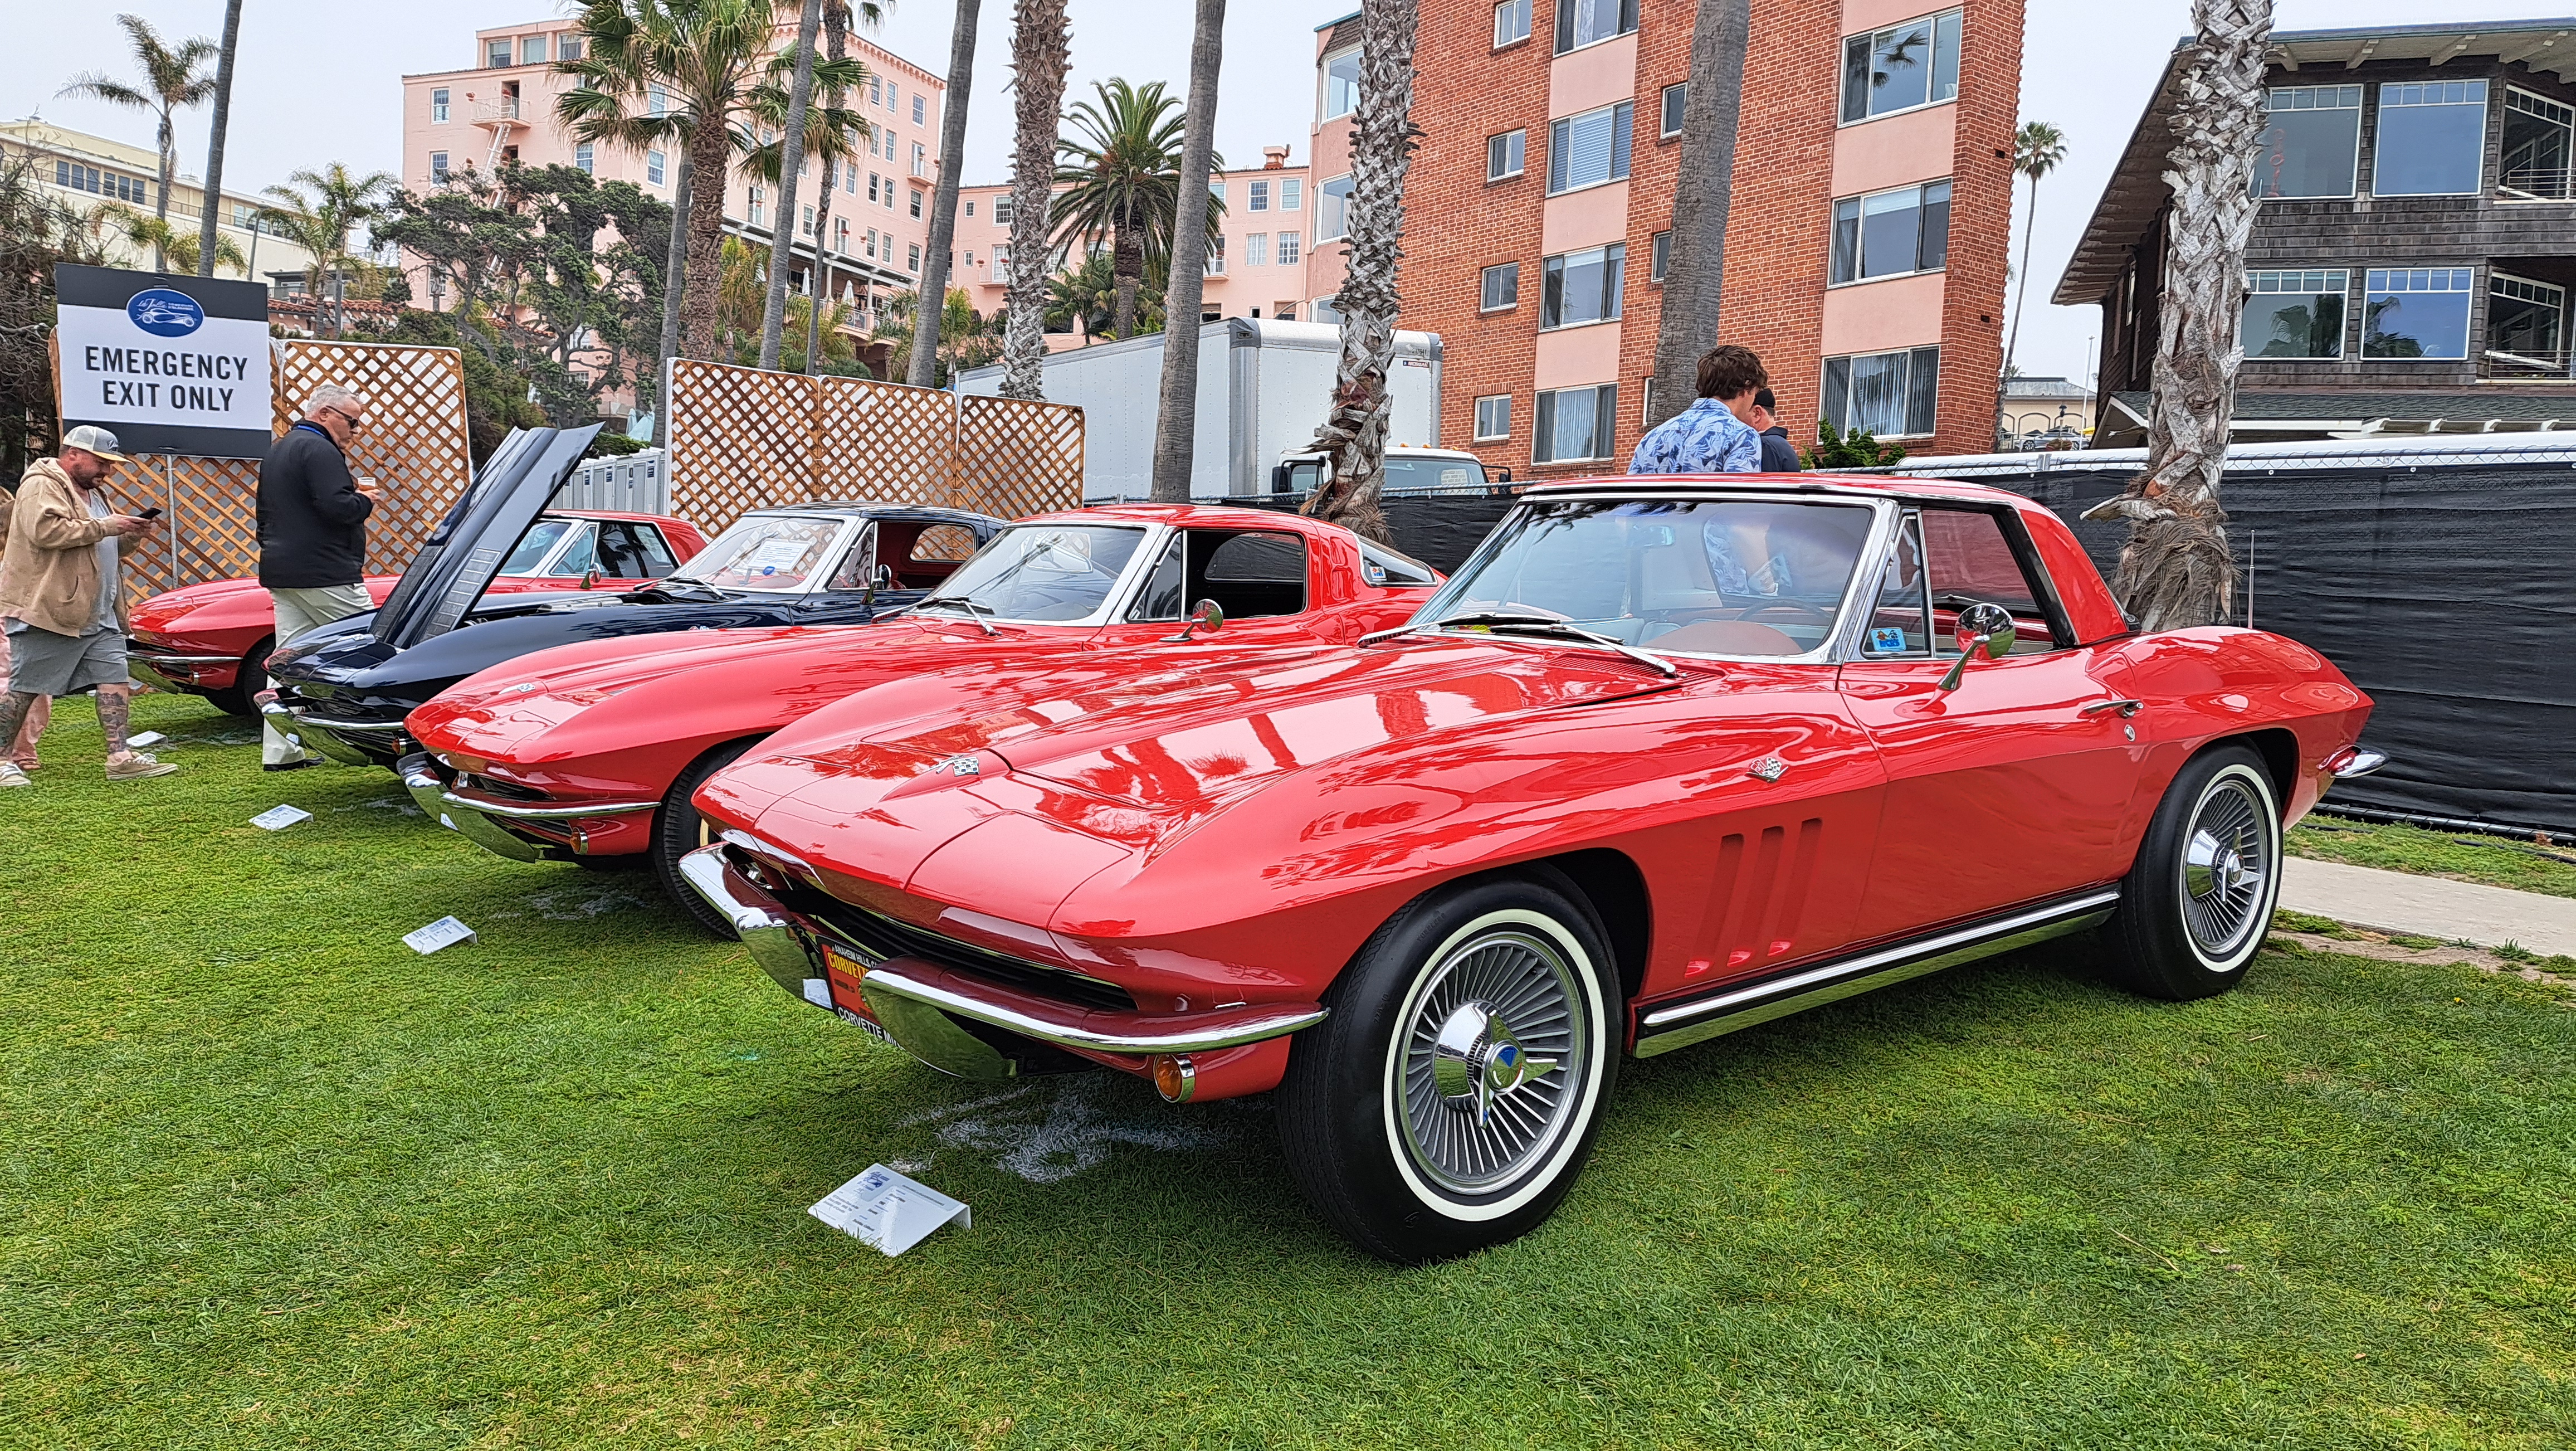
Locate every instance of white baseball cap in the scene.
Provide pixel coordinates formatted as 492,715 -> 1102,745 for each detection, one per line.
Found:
61,425 -> 130,463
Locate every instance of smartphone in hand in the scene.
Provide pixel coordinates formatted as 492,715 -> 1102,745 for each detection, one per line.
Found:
139,507 -> 164,519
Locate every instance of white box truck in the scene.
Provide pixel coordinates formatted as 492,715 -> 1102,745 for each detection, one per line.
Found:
956,319 -> 1454,499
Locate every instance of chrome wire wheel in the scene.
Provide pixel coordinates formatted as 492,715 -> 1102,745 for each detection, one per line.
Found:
2178,774 -> 2273,964
1394,927 -> 1589,1195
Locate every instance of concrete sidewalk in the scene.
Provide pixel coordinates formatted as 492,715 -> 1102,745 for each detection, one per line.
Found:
2282,856 -> 2576,957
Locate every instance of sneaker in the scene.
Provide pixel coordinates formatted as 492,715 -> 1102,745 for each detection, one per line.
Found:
0,762 -> 27,788
105,752 -> 178,781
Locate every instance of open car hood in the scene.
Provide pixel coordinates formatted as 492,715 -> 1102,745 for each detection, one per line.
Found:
372,425 -> 601,650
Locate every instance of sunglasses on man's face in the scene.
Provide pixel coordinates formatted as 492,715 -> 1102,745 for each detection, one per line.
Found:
324,407 -> 365,428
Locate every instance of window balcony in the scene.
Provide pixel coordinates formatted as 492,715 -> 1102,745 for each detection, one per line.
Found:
471,98 -> 521,126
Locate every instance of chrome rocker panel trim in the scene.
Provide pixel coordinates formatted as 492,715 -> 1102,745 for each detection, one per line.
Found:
441,789 -> 658,821
1632,889 -> 2124,1058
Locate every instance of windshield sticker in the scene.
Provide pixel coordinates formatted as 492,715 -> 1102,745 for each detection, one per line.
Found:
743,539 -> 813,575
1870,626 -> 1907,653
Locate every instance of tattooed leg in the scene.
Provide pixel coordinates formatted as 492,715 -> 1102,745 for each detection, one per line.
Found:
0,692 -> 37,754
96,684 -> 132,756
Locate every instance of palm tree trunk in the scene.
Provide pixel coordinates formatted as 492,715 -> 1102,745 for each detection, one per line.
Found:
655,150 -> 692,447
1001,0 -> 1071,401
2083,0 -> 2271,631
1149,0 -> 1226,501
807,1 -> 851,376
2004,172 -> 2039,379
680,122 -> 734,360
1647,0 -> 1750,429
150,110 -> 175,271
1300,0 -> 1418,542
761,0 -> 826,370
1110,223 -> 1143,341
910,0 -> 983,388
196,0 -> 243,279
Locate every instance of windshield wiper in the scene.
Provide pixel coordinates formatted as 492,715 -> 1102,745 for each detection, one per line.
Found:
1363,611 -> 1680,678
914,597 -> 999,635
633,577 -> 730,601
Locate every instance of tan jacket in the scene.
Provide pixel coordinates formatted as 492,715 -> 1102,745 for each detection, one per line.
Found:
0,458 -> 129,636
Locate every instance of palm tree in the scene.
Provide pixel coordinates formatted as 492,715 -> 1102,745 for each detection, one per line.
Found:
1299,0 -> 1418,542
1647,0 -> 1752,430
1045,253 -> 1118,343
2081,0 -> 2271,631
1050,79 -> 1222,344
1000,0 -> 1072,400
58,14 -> 217,271
2002,120 -> 2067,383
716,233 -> 768,348
758,0 -> 827,369
909,0 -> 984,388
804,0 -> 854,376
872,286 -> 1002,386
92,203 -> 246,277
558,0 -> 866,362
260,164 -> 398,329
1148,0 -> 1228,501
194,0 -> 245,279
734,29 -> 875,366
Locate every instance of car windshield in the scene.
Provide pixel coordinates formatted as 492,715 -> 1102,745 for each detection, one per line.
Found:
670,515 -> 848,593
1380,456 -> 1489,491
920,523 -> 1147,622
1413,498 -> 1877,658
498,518 -> 575,574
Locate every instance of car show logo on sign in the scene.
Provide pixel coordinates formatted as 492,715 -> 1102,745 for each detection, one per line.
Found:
126,288 -> 206,337
51,263 -> 275,459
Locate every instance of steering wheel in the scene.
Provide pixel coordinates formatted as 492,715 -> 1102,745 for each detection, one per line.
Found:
1735,601 -> 1837,626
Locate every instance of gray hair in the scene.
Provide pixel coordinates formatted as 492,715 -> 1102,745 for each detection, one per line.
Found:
304,384 -> 368,420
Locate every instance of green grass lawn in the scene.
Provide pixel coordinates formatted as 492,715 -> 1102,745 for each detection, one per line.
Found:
2292,814 -> 2576,900
6,694 -> 2574,1449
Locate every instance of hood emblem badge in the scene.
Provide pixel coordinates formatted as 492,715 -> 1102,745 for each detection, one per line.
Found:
938,754 -> 982,777
1747,754 -> 1788,783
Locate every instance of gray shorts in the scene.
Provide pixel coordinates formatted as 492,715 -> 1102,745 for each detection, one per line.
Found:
3,623 -> 129,697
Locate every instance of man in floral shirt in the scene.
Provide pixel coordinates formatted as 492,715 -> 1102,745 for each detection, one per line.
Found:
1629,345 -> 1770,475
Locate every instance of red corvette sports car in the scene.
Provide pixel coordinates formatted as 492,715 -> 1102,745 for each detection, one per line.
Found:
401,504 -> 1442,933
125,509 -> 708,714
679,473 -> 2385,1263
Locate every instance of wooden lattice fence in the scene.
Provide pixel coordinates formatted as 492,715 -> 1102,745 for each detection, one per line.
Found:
664,358 -> 1081,534
108,339 -> 472,608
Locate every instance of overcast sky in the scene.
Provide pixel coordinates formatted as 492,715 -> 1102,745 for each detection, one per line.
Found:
13,1 -> 2574,386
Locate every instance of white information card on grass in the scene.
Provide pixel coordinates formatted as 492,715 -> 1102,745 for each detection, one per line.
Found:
403,917 -> 476,954
250,804 -> 311,830
810,1165 -> 970,1256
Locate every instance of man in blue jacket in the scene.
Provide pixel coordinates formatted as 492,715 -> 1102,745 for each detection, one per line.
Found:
256,386 -> 380,771
1630,346 -> 1768,475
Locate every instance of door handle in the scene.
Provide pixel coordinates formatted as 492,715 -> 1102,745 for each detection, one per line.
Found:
2081,698 -> 2144,718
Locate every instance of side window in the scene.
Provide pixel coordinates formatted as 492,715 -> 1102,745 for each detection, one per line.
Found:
827,526 -> 879,591
1195,530 -> 1308,618
1359,539 -> 1440,587
1861,511 -> 1929,655
1128,534 -> 1185,621
1919,507 -> 2058,652
597,522 -> 677,578
545,522 -> 599,577
910,523 -> 983,562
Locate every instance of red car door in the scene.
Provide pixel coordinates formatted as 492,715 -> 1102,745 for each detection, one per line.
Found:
1838,504 -> 2148,943
1085,526 -> 1363,651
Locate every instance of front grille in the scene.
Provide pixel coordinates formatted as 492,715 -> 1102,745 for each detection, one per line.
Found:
765,871 -> 1136,1014
463,772 -> 548,802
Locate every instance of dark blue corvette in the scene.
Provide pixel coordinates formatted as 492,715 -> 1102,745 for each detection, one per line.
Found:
264,426 -> 1003,769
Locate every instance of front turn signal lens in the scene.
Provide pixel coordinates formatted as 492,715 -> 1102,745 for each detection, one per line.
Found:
1149,1054 -> 1196,1104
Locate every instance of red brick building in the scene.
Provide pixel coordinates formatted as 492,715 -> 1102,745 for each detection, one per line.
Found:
1318,0 -> 2022,474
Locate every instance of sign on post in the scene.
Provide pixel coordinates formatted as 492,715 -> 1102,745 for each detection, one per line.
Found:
53,263 -> 275,459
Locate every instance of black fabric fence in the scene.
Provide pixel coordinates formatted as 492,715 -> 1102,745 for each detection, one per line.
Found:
1092,488 -> 1518,574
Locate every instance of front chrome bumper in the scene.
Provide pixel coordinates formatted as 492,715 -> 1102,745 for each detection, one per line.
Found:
125,644 -> 236,694
675,842 -> 1328,1079
257,697 -> 407,765
398,753 -> 657,863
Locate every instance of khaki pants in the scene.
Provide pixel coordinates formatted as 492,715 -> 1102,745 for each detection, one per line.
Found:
262,583 -> 373,766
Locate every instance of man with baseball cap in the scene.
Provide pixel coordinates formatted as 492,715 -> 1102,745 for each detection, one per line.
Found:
0,425 -> 175,785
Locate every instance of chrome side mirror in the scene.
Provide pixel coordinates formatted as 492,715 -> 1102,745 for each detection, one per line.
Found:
1167,598 -> 1225,641
1936,601 -> 2016,691
872,563 -> 894,591
579,565 -> 602,591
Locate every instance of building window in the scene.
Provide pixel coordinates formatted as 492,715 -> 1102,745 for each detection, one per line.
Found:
2364,267 -> 2475,358
432,87 -> 450,123
886,82 -> 898,111
868,76 -> 882,105
1475,394 -> 1513,440
2241,269 -> 2348,358
909,188 -> 924,218
1839,9 -> 1963,124
993,245 -> 1009,283
1488,129 -> 1526,181
1481,262 -> 1519,311
1281,177 -> 1301,210
1250,179 -> 1270,211
1650,230 -> 1670,283
431,152 -> 451,183
558,33 -> 583,61
914,94 -> 928,126
487,38 -> 511,68
803,204 -> 816,236
749,186 -> 764,227
1541,243 -> 1624,329
2490,271 -> 2567,372
912,142 -> 926,177
964,200 -> 975,217
994,194 -> 1013,226
1208,235 -> 1226,274
2252,85 -> 2362,199
2502,87 -> 2575,200
1277,231 -> 1301,265
1245,232 -> 1269,266
1321,48 -> 1360,121
649,85 -> 669,117
1319,174 -> 1353,240
2374,80 -> 2490,197
1829,179 -> 1951,284
1823,347 -> 1939,437
1661,84 -> 1686,138
1210,178 -> 1227,206
836,216 -> 851,252
1534,384 -> 1618,462
1495,0 -> 1532,47
521,35 -> 547,65
1313,295 -> 1342,324
575,142 -> 594,174
867,173 -> 880,203
1554,0 -> 1639,55
908,243 -> 922,272
1548,101 -> 1633,194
